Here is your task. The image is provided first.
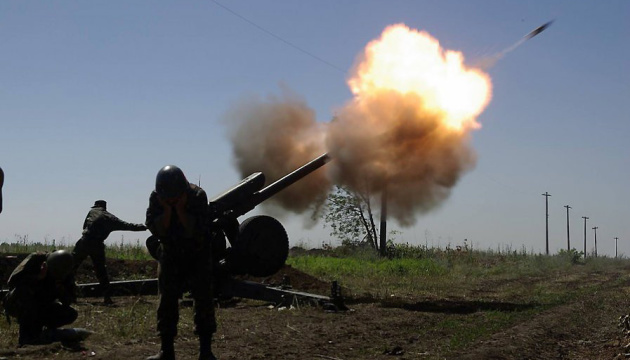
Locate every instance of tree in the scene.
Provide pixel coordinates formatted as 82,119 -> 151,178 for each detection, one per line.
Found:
321,186 -> 380,250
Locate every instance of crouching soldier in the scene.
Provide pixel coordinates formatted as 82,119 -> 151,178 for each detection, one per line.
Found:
4,250 -> 91,346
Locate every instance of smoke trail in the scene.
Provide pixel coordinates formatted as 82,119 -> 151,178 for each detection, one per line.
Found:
475,37 -> 528,70
475,20 -> 553,70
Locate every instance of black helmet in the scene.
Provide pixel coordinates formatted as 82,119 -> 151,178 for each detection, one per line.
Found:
46,250 -> 74,280
156,165 -> 189,198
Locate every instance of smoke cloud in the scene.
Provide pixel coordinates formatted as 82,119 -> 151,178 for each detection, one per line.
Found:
327,91 -> 477,226
224,89 -> 331,213
224,24 -> 491,226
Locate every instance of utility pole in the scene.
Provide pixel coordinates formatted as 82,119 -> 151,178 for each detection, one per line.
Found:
542,192 -> 551,255
582,216 -> 589,258
615,237 -> 619,258
592,226 -> 599,258
564,205 -> 571,251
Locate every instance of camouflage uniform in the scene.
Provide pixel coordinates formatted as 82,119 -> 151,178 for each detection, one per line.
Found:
5,252 -> 77,346
72,202 -> 146,299
145,183 -> 216,342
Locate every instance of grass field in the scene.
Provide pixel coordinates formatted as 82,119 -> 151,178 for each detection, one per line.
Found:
1,241 -> 629,359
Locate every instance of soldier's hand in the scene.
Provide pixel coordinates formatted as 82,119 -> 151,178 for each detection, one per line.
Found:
157,196 -> 173,211
175,192 -> 188,213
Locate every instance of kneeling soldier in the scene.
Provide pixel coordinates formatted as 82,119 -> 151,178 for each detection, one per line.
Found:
4,250 -> 89,346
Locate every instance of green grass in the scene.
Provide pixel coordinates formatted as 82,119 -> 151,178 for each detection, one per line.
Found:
104,239 -> 153,261
0,235 -> 152,261
283,244 -> 630,352
287,244 -> 630,319
3,239 -> 630,355
0,234 -> 71,254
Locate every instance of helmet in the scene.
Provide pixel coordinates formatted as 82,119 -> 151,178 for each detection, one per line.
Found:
46,250 -> 74,280
155,165 -> 189,199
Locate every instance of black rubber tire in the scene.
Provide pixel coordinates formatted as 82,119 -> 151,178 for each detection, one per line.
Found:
231,215 -> 289,277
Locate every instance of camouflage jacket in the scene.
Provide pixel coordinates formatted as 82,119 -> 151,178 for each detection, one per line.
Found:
6,252 -> 76,307
145,183 -> 210,253
81,207 -> 146,243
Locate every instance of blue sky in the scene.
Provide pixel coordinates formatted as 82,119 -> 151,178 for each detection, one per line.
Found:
0,1 -> 628,256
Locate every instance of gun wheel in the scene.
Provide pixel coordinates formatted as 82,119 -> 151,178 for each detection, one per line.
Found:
232,215 -> 289,277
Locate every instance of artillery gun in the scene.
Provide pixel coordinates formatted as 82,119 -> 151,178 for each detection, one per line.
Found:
78,153 -> 346,309
1,153 -> 344,310
209,153 -> 331,278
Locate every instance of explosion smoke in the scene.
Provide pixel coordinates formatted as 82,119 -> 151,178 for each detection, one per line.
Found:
225,89 -> 330,213
225,24 -> 493,226
328,24 -> 491,225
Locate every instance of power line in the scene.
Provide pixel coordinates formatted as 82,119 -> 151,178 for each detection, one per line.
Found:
210,0 -> 345,74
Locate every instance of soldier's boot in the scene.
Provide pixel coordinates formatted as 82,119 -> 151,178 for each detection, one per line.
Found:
18,325 -> 43,347
199,335 -> 217,360
103,285 -> 114,305
147,337 -> 175,360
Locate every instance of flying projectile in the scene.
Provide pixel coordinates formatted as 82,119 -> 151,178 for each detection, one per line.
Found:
525,20 -> 554,40
475,19 -> 555,69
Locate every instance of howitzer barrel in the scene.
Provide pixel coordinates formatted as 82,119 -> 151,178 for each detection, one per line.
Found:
209,172 -> 266,213
231,153 -> 331,217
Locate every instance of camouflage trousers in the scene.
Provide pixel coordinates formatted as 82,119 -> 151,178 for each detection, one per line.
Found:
72,238 -> 111,296
156,245 -> 216,339
16,298 -> 78,346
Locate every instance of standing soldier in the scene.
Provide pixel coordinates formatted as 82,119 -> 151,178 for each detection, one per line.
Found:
4,250 -> 89,346
72,200 -> 147,304
145,165 -> 217,360
0,166 -> 4,214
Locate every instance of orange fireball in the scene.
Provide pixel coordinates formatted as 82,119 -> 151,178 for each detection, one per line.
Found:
348,24 -> 492,131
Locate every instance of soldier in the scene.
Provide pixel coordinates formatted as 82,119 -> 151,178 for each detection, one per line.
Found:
72,200 -> 147,304
145,165 -> 217,360
4,250 -> 86,346
0,166 -> 4,214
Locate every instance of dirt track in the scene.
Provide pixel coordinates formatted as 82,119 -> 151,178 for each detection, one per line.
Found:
2,255 -> 630,359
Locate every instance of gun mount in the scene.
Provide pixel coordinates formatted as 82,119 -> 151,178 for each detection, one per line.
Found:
69,277 -> 346,311
209,153 -> 331,278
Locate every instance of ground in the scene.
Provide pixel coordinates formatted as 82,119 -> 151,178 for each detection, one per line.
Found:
2,254 -> 630,359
